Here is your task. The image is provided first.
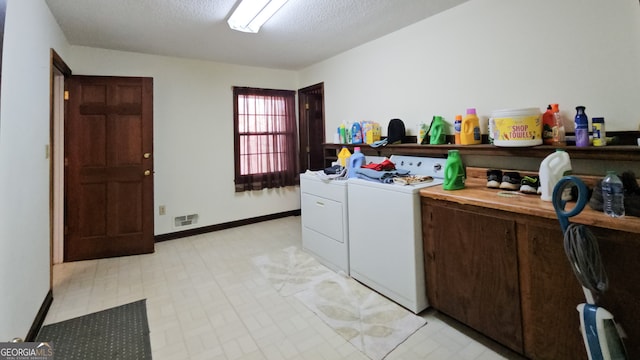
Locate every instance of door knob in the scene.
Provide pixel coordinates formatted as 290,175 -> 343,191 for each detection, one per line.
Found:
144,170 -> 151,176
143,152 -> 151,159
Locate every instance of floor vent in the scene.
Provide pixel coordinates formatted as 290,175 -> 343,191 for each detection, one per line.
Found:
174,214 -> 198,228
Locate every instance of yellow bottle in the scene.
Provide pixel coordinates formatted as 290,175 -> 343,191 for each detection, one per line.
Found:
460,108 -> 481,145
337,147 -> 351,167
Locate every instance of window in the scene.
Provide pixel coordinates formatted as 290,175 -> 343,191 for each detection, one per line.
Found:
233,87 -> 298,192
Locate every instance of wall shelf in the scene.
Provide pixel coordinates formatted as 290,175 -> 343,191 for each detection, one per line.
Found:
324,143 -> 640,166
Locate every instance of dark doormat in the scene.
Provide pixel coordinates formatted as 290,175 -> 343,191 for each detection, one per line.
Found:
36,299 -> 152,360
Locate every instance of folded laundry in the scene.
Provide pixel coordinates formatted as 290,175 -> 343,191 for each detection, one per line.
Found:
324,164 -> 343,175
392,175 -> 434,185
306,168 -> 347,181
362,159 -> 396,171
355,168 -> 410,183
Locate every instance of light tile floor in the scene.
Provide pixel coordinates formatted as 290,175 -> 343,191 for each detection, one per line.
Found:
44,216 -> 524,360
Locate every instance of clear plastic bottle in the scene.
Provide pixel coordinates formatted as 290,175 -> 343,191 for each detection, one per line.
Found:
602,171 -> 625,218
542,105 -> 555,145
551,104 -> 565,146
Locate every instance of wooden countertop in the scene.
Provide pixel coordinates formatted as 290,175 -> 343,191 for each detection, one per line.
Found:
420,178 -> 640,234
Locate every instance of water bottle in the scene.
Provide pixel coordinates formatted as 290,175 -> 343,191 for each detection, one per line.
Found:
602,171 -> 625,218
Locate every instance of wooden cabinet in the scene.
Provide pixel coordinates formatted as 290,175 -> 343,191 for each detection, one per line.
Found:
422,197 -> 640,360
423,200 -> 523,352
518,220 -> 586,360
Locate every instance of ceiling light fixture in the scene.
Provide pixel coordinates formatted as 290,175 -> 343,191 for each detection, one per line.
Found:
227,0 -> 289,33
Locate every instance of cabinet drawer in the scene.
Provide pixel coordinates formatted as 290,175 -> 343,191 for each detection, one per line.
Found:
301,193 -> 344,242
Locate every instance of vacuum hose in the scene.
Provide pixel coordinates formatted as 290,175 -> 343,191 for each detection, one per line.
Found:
564,223 -> 609,297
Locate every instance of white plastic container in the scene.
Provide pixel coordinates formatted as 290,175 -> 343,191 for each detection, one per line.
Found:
490,108 -> 542,147
539,149 -> 572,201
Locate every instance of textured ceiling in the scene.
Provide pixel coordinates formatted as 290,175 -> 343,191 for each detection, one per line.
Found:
45,0 -> 468,70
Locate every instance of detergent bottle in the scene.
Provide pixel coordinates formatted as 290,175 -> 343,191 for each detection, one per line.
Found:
429,116 -> 446,145
418,122 -> 429,144
454,115 -> 462,144
337,147 -> 351,167
443,150 -> 466,190
338,123 -> 347,143
539,149 -> 572,201
461,108 -> 481,145
347,147 -> 365,178
351,121 -> 363,144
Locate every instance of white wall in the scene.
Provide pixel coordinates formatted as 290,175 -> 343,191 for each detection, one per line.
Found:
300,0 -> 640,139
66,47 -> 301,235
0,0 -> 69,341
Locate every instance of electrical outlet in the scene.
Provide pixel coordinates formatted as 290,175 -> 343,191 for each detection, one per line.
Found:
159,205 -> 166,215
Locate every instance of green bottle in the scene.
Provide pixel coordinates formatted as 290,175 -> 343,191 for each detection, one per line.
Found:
443,150 -> 466,190
429,116 -> 446,145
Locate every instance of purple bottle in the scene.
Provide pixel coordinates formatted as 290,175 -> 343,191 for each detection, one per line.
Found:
574,106 -> 589,147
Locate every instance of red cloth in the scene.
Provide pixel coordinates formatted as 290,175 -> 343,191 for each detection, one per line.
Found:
362,159 -> 396,171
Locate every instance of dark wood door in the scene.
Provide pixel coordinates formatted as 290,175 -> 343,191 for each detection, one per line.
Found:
65,76 -> 154,261
306,94 -> 325,170
423,200 -> 523,353
298,83 -> 325,171
522,222 -> 587,360
523,220 -> 639,360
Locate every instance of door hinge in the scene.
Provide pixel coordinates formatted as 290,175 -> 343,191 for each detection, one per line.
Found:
64,225 -> 68,235
64,90 -> 69,100
305,103 -> 309,110
64,158 -> 68,166
306,146 -> 310,152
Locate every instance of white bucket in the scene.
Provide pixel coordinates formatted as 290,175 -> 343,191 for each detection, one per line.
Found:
490,108 -> 542,147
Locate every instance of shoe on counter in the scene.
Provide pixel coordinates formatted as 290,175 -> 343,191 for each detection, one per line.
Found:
621,171 -> 640,216
487,169 -> 502,188
500,172 -> 522,190
520,175 -> 540,194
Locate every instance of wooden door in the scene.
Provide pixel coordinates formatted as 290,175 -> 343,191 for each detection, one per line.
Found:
522,222 -> 586,360
298,83 -> 325,171
65,76 -> 154,261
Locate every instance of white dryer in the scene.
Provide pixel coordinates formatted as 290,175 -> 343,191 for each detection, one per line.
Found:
300,172 -> 350,274
347,155 -> 445,314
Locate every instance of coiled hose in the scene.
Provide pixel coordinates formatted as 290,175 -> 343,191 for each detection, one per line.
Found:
563,223 -> 609,297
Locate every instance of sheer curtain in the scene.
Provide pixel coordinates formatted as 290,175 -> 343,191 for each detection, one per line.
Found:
233,87 -> 298,192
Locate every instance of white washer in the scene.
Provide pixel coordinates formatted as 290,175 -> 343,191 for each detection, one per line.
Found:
347,155 -> 445,314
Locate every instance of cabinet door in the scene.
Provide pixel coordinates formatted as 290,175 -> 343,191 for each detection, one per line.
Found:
423,200 -> 523,352
522,221 -> 640,360
520,222 -> 586,360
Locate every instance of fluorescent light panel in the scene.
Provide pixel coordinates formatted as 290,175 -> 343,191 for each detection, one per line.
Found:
227,0 -> 289,33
